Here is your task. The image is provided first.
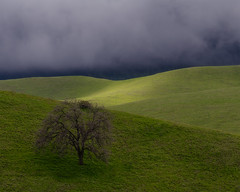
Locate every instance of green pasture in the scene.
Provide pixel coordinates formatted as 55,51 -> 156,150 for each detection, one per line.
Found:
1,65 -> 240,134
1,91 -> 240,191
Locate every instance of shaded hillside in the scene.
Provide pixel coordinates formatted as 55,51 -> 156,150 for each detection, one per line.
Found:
1,91 -> 240,191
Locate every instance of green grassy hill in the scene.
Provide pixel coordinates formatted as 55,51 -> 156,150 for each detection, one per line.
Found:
0,76 -> 112,100
1,90 -> 240,191
1,65 -> 240,134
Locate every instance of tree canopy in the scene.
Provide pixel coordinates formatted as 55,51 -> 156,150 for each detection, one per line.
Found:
36,100 -> 112,165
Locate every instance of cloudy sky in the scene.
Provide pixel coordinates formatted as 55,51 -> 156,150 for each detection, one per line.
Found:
1,0 -> 240,79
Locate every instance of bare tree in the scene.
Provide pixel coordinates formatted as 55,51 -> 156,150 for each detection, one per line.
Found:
36,100 -> 112,165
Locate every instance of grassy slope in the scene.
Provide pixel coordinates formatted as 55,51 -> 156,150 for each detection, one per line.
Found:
1,91 -> 240,191
0,76 -> 112,100
1,65 -> 240,134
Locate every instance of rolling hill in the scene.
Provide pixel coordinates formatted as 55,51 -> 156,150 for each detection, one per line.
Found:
1,65 -> 240,134
1,90 -> 240,191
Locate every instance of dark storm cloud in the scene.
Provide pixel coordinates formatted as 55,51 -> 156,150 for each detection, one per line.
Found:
1,0 -> 240,73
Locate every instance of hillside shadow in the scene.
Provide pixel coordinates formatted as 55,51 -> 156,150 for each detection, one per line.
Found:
31,151 -> 111,180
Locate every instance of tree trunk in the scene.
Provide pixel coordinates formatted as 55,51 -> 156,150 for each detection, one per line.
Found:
77,149 -> 84,165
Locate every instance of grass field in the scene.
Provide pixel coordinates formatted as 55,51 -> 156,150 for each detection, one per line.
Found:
1,65 -> 240,134
1,90 -> 240,191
